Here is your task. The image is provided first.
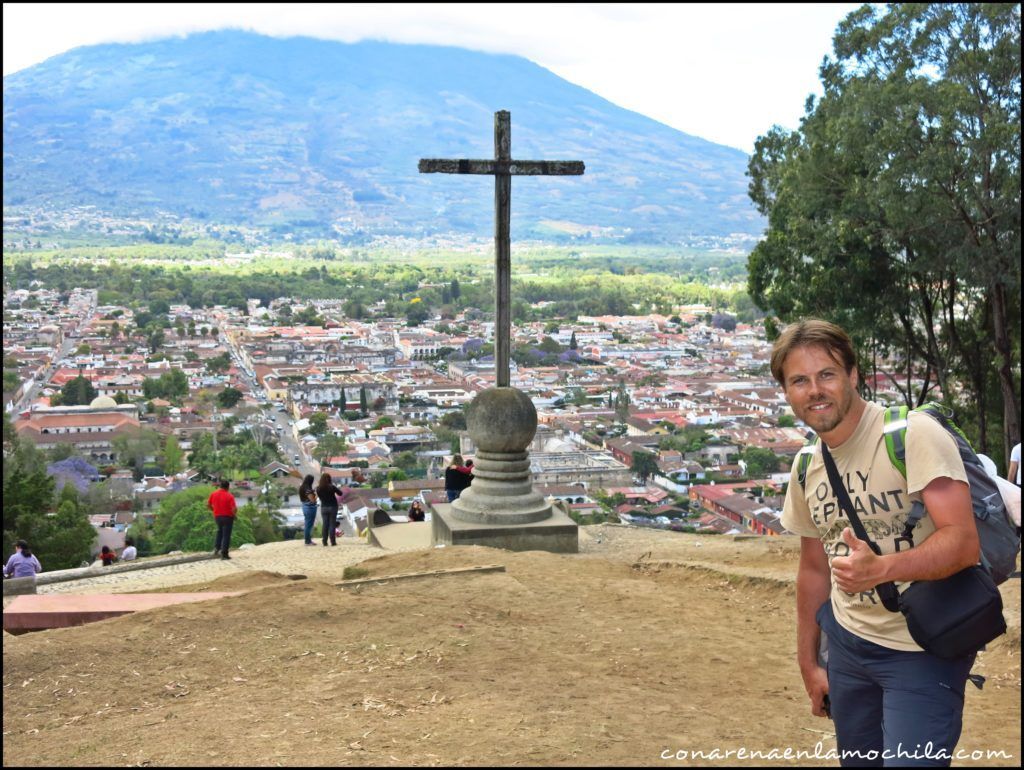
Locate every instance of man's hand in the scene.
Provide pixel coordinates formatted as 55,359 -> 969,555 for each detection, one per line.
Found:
830,527 -> 885,593
801,664 -> 830,718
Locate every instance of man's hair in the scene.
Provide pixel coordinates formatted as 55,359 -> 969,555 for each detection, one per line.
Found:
770,318 -> 857,385
219,479 -> 230,490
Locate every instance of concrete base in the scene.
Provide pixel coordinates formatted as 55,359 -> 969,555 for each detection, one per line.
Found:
367,521 -> 433,550
3,592 -> 242,633
432,503 -> 578,554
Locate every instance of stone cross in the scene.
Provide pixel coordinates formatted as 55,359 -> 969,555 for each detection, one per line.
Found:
419,110 -> 584,387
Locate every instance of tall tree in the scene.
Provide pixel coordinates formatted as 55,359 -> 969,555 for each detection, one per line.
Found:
747,3 -> 1020,457
61,374 -> 97,406
161,434 -> 184,475
630,451 -> 659,485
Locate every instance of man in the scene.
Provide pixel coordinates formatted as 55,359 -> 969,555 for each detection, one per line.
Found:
207,479 -> 237,560
121,538 -> 138,561
1009,442 -> 1021,487
773,319 -> 979,767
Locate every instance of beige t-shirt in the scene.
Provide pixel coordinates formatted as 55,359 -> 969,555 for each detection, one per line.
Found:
781,401 -> 968,651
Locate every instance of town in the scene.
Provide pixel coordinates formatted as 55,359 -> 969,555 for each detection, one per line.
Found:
3,271 -> 915,564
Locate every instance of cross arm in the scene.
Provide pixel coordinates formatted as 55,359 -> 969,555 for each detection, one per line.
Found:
419,159 -> 584,175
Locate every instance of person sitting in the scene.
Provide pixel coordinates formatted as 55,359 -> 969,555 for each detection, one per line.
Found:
4,540 -> 42,580
98,545 -> 117,566
408,500 -> 426,522
121,538 -> 138,561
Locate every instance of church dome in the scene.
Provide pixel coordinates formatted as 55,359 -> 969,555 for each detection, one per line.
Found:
90,395 -> 118,409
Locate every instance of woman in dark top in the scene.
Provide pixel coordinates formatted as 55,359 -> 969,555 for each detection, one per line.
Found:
408,500 -> 426,522
299,474 -> 318,546
316,473 -> 346,546
444,454 -> 474,502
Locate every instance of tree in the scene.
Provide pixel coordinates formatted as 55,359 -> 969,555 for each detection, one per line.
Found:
206,353 -> 232,375
630,451 -> 659,485
392,451 -> 418,472
711,312 -> 737,332
569,331 -> 578,350
60,374 -> 97,406
112,428 -> 161,480
740,446 -> 782,478
373,416 -> 395,430
440,410 -> 467,430
308,411 -> 330,437
146,325 -> 166,354
316,434 -> 348,462
161,435 -> 184,476
747,3 -> 1020,458
359,386 -> 369,415
47,457 -> 98,494
250,481 -> 285,543
778,414 -> 796,428
614,383 -> 631,422
405,299 -> 430,327
217,387 -> 244,409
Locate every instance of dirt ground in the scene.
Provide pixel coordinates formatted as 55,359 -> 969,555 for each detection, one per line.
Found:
3,525 -> 1020,767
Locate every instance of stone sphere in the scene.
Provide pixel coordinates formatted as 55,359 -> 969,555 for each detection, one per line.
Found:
465,387 -> 537,453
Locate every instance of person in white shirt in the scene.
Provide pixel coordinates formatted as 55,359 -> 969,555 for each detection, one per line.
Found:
121,539 -> 138,561
1009,442 -> 1021,487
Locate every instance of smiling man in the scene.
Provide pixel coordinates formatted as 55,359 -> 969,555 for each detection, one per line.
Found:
773,319 -> 979,767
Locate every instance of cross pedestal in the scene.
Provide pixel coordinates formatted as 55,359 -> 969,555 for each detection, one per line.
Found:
420,112 -> 582,553
432,387 -> 578,553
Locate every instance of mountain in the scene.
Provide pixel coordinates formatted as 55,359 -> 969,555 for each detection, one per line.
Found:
3,30 -> 763,243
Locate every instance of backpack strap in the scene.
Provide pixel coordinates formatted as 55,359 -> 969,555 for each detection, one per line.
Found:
796,434 -> 819,487
883,405 -> 910,479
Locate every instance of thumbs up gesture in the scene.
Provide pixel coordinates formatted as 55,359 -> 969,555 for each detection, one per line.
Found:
830,527 -> 883,594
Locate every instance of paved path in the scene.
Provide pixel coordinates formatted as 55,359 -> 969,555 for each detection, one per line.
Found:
29,538 -> 424,597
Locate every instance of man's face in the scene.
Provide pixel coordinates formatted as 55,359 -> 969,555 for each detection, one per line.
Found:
781,345 -> 860,439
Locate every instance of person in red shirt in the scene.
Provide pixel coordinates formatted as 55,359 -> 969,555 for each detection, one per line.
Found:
207,479 -> 238,559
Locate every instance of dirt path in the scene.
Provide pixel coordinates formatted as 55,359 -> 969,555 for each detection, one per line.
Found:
3,526 -> 1019,766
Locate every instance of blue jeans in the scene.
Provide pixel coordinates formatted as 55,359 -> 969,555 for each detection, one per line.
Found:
816,600 -> 975,767
301,502 -> 317,544
446,489 -> 460,502
214,516 -> 234,555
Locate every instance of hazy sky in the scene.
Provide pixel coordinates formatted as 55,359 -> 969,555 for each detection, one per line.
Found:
2,2 -> 863,153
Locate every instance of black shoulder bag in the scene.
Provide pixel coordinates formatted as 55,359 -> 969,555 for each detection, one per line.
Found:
821,442 -> 1005,660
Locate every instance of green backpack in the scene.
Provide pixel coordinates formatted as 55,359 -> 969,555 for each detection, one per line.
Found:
795,402 -> 1020,585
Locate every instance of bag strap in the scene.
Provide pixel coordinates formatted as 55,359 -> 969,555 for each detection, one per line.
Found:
820,442 -> 902,613
883,405 -> 910,479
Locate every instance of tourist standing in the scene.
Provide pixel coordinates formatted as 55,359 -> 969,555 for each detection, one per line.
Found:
208,479 -> 237,559
772,319 -> 978,766
444,455 -> 474,502
299,474 -> 319,546
4,540 -> 42,579
317,473 -> 347,547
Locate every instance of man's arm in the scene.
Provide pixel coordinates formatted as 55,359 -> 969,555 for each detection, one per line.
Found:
831,477 -> 979,592
1009,460 -> 1020,484
796,536 -> 831,717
